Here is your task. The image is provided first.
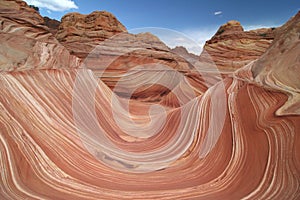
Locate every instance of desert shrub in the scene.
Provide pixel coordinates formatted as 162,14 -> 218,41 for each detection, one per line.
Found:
29,5 -> 39,13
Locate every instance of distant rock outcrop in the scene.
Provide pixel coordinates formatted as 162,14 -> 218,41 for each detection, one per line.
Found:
200,20 -> 275,71
55,11 -> 189,70
55,11 -> 127,58
55,11 -> 195,101
56,11 -> 127,43
171,46 -> 199,61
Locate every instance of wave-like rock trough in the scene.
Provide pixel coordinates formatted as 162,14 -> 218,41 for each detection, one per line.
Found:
1,67 -> 299,199
0,1 -> 300,199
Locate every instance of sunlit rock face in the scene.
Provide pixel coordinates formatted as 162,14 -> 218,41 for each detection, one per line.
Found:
55,10 -> 189,71
56,11 -> 127,59
200,20 -> 275,71
0,0 -> 80,71
251,11 -> 300,115
0,1 -> 300,199
55,11 -> 200,102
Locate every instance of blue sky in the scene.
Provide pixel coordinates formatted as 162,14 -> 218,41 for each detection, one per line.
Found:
24,0 -> 299,54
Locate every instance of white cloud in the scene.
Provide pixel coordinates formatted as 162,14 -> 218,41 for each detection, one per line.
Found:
214,11 -> 222,16
24,0 -> 78,12
244,24 -> 278,31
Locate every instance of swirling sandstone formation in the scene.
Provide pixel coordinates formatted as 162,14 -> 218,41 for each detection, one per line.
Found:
55,11 -> 127,59
0,0 -> 80,72
55,11 -> 197,101
251,12 -> 300,116
200,20 -> 275,71
0,1 -> 299,199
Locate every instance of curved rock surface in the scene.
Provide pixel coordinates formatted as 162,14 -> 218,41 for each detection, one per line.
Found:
200,20 -> 275,71
0,0 -> 80,71
55,11 -> 196,101
56,11 -> 127,59
1,67 -> 299,199
252,11 -> 300,115
0,1 -> 299,199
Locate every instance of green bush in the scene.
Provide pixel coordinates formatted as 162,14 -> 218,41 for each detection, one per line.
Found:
259,33 -> 267,37
216,29 -> 225,35
29,5 -> 39,13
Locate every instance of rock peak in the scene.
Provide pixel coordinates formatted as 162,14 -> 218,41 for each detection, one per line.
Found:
201,19 -> 275,70
227,20 -> 242,26
215,20 -> 244,35
56,10 -> 127,43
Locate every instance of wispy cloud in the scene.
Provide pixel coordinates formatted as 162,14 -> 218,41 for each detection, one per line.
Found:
244,23 -> 279,31
24,0 -> 78,12
214,11 -> 222,16
129,27 -> 216,55
144,28 -> 218,55
131,27 -> 218,55
129,22 -> 283,55
180,28 -> 218,54
130,23 -> 281,55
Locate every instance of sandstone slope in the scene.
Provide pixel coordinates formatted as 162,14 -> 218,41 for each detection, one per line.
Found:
200,20 -> 275,71
0,0 -> 80,71
251,11 -> 300,115
0,1 -> 299,199
55,11 -> 198,101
